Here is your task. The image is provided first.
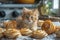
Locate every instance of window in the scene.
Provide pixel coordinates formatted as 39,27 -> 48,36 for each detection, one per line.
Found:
53,0 -> 59,9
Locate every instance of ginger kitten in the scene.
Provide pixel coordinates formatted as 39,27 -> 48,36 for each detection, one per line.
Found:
17,8 -> 39,31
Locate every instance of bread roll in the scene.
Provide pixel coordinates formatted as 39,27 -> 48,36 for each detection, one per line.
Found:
0,28 -> 5,38
31,30 -> 48,39
4,29 -> 22,38
20,28 -> 32,36
4,20 -> 17,29
55,27 -> 60,37
41,20 -> 56,34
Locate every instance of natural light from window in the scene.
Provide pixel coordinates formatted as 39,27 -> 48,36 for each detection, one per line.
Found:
53,0 -> 59,9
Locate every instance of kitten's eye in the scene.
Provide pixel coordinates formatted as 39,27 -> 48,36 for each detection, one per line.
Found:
31,16 -> 33,19
26,15 -> 29,18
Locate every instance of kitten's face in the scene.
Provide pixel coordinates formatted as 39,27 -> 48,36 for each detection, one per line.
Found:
22,8 -> 39,23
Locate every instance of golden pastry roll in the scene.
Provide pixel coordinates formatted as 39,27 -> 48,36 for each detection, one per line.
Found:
55,29 -> 60,37
4,20 -> 17,29
41,20 -> 56,34
0,28 -> 6,38
30,30 -> 48,39
20,28 -> 32,36
55,27 -> 60,37
4,29 -> 22,38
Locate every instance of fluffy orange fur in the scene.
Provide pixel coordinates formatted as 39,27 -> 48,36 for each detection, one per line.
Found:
17,8 -> 39,31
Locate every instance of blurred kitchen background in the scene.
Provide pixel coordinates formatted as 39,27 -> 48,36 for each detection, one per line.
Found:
0,0 -> 59,21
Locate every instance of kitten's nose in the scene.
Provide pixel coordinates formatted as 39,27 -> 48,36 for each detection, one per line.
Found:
29,20 -> 31,22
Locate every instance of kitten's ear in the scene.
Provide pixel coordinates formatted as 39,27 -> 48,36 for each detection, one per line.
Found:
23,7 -> 32,13
32,9 -> 39,16
23,7 -> 29,13
23,7 -> 28,11
33,9 -> 39,14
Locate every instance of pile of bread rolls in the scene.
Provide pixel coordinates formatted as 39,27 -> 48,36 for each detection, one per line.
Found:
2,20 -> 48,39
0,20 -> 22,38
0,20 -> 60,39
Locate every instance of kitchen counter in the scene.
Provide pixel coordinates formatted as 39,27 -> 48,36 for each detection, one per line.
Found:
0,34 -> 60,40
39,16 -> 60,22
